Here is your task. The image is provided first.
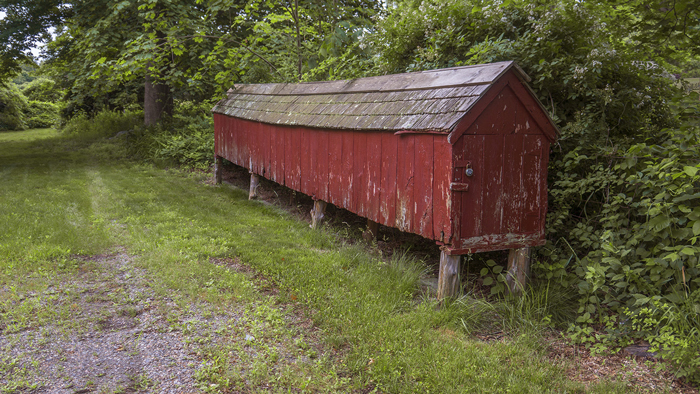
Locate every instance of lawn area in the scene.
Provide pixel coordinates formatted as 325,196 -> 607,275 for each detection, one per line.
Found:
0,129 -> 688,393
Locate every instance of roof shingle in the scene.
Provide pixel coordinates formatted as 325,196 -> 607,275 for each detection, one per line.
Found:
212,61 -> 528,133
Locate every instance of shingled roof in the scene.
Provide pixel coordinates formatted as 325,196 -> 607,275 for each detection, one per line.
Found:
212,61 -> 533,133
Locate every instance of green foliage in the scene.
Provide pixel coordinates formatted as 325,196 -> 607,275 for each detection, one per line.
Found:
126,100 -> 215,169
627,300 -> 700,382
543,93 -> 700,382
144,116 -> 214,170
0,82 -> 28,131
24,100 -> 60,129
21,77 -> 63,102
61,109 -> 142,139
371,0 -> 678,148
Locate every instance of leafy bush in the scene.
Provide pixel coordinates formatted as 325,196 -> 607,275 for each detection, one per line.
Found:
126,100 -> 215,169
61,109 -> 143,138
25,100 -> 60,129
151,116 -> 214,169
0,83 -> 28,131
540,93 -> 700,382
21,77 -> 64,103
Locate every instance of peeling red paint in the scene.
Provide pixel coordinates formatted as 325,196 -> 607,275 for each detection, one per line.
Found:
213,68 -> 556,254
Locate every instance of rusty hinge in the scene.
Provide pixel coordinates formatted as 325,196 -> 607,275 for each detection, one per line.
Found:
449,182 -> 469,192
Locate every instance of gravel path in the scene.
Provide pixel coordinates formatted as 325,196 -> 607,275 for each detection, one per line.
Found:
1,252 -> 208,393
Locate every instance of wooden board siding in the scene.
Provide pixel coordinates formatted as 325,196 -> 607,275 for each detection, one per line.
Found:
216,117 -> 451,241
213,62 -> 559,255
450,75 -> 551,254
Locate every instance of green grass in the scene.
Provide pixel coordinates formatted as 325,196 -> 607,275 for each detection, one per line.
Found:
0,129 -> 677,393
0,128 -> 58,142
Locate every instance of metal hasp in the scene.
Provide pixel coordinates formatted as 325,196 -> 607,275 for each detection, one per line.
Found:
212,60 -> 559,300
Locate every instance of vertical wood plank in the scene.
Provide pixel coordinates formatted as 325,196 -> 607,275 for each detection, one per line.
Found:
379,133 -> 398,227
230,117 -> 238,165
457,134 -> 485,241
366,133 -> 382,223
522,134 -> 543,233
414,134 -> 434,239
353,132 -> 368,217
502,133 -> 524,234
481,134 -> 505,235
285,127 -> 301,191
437,251 -> 461,300
250,121 -> 262,173
268,125 -> 278,182
276,126 -> 287,183
317,131 -> 329,202
432,136 -> 452,244
240,119 -> 250,170
300,129 -> 313,196
340,131 -> 354,210
261,121 -> 270,177
396,135 -> 415,232
327,132 -> 344,206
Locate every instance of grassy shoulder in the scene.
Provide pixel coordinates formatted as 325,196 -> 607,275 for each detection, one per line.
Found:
0,129 -> 687,393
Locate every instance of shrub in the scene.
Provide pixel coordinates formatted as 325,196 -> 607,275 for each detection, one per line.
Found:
21,77 -> 64,103
61,109 -> 143,138
25,100 -> 60,129
127,106 -> 214,170
0,83 -> 28,131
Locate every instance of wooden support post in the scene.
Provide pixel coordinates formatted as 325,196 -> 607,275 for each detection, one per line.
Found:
506,247 -> 531,296
310,200 -> 327,229
214,156 -> 223,184
437,251 -> 461,300
249,173 -> 260,200
362,219 -> 379,242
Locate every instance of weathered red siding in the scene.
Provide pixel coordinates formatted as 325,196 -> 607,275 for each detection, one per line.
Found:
214,67 -> 557,255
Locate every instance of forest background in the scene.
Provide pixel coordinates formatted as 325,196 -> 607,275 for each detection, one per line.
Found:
1,0 -> 700,385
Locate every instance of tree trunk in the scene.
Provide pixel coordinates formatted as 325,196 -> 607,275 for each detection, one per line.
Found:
144,63 -> 173,126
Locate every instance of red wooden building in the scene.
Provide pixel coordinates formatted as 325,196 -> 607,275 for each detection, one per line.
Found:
213,61 -> 558,298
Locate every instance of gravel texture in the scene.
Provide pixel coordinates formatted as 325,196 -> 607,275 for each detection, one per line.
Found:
1,252 -> 207,393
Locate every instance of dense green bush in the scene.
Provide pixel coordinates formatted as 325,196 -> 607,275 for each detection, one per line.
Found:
25,100 -> 60,128
126,100 -> 215,169
21,77 -> 64,103
0,83 -> 28,131
542,94 -> 700,382
371,0 -> 698,382
61,109 -> 143,138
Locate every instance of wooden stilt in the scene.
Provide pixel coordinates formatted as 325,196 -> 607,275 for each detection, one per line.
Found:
214,156 -> 223,184
249,173 -> 260,200
310,200 -> 327,229
362,219 -> 379,242
506,247 -> 530,296
437,251 -> 461,300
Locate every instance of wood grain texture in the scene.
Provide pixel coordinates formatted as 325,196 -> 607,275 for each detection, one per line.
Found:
211,62 -> 557,256
437,251 -> 461,300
